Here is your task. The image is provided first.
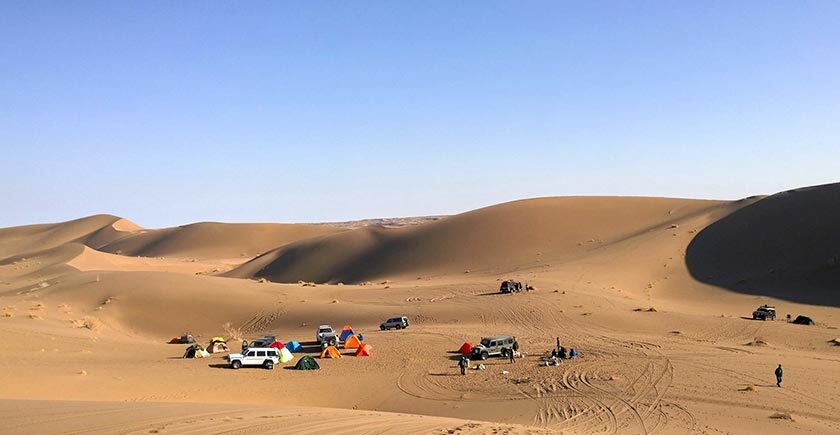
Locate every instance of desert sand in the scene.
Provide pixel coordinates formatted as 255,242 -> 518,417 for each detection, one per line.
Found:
1,184 -> 839,434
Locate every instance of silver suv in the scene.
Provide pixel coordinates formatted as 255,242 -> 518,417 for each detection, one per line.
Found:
470,335 -> 515,360
380,316 -> 409,330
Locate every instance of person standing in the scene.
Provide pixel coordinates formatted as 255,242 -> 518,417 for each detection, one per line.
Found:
459,356 -> 469,375
775,364 -> 783,387
508,349 -> 515,364
556,337 -> 561,353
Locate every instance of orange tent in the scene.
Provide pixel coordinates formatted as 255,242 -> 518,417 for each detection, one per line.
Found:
355,343 -> 372,357
320,345 -> 342,359
458,342 -> 473,355
344,335 -> 362,349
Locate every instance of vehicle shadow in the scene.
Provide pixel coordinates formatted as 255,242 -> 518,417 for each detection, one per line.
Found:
207,363 -> 231,369
475,292 -> 506,297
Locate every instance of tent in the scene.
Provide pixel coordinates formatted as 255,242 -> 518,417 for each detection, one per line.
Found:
320,345 -> 342,359
355,343 -> 372,357
279,347 -> 294,363
458,342 -> 473,355
344,335 -> 362,349
269,341 -> 285,349
792,315 -> 815,325
209,336 -> 226,344
207,341 -> 229,354
339,325 -> 355,341
182,344 -> 205,358
294,355 -> 320,370
285,341 -> 303,353
170,334 -> 195,344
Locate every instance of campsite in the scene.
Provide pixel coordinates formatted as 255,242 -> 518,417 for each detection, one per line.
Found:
2,186 -> 840,433
3,3 -> 840,434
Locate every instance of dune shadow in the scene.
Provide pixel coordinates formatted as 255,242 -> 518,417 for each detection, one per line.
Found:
685,185 -> 840,307
429,372 -> 460,377
475,292 -> 507,297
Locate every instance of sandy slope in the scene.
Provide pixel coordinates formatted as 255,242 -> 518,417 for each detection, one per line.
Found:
0,400 -> 548,435
227,197 -> 732,284
1,185 -> 840,434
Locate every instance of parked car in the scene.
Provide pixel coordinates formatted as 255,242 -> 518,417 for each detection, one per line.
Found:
227,347 -> 280,370
316,325 -> 340,347
246,336 -> 277,348
380,316 -> 409,330
470,335 -> 515,360
500,280 -> 523,294
753,305 -> 776,321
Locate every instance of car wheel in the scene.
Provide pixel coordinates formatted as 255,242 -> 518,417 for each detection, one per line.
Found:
481,351 -> 489,360
380,325 -> 386,331
501,348 -> 509,357
231,360 -> 242,369
396,324 -> 402,330
264,360 -> 274,370
329,338 -> 337,347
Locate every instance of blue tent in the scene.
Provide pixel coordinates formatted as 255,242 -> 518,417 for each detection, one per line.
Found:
285,340 -> 302,353
339,328 -> 355,341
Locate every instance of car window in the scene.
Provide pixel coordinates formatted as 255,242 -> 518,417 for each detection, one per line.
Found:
246,350 -> 254,357
256,351 -> 266,357
268,350 -> 277,357
481,338 -> 491,346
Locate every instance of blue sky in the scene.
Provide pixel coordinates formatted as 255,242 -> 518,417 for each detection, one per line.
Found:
1,2 -> 838,228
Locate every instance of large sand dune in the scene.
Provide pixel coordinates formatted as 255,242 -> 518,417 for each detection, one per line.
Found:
687,183 -> 840,306
227,197 -> 732,284
2,185 -> 839,434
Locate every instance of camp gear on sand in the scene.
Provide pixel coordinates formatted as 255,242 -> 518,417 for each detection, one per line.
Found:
355,343 -> 372,357
320,345 -> 342,359
294,355 -> 320,370
344,335 -> 363,349
279,347 -> 294,363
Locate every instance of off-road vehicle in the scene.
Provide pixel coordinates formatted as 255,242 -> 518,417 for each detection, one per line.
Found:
316,325 -> 340,347
470,335 -> 515,360
227,347 -> 280,370
753,305 -> 776,321
245,335 -> 277,348
500,280 -> 523,294
380,316 -> 409,330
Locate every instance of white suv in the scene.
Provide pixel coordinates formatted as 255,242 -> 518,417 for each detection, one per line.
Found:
227,348 -> 280,370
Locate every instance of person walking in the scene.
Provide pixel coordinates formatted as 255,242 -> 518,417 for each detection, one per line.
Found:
459,356 -> 469,375
775,364 -> 783,387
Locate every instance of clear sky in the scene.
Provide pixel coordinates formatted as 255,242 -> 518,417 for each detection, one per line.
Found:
2,2 -> 838,228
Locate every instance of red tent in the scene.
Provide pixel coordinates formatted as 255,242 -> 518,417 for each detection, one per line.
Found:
269,341 -> 285,349
458,342 -> 473,355
355,343 -> 372,357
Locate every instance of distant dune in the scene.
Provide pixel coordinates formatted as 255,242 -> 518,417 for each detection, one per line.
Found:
226,196 -> 730,284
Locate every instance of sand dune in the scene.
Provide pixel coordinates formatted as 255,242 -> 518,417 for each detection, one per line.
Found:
0,215 -> 345,264
97,221 -> 345,260
227,197 -> 730,284
687,183 -> 840,306
2,186 -> 840,434
0,400 -> 548,435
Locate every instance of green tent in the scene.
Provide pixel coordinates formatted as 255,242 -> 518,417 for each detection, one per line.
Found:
294,355 -> 320,370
